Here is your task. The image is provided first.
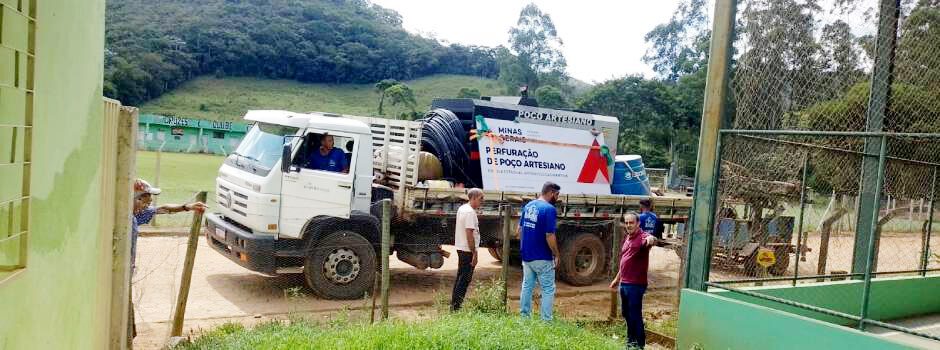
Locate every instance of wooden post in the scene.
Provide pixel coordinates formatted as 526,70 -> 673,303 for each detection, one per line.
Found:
370,273 -> 379,324
151,145 -> 162,227
380,199 -> 391,320
111,105 -> 137,350
609,220 -> 622,321
501,204 -> 511,311
170,191 -> 208,337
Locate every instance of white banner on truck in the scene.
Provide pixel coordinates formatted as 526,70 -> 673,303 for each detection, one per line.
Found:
476,117 -> 612,195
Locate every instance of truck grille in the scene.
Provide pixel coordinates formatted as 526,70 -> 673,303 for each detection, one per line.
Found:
217,183 -> 248,216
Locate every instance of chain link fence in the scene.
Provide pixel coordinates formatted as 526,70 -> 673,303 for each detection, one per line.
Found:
698,0 -> 940,345
133,194 -> 650,346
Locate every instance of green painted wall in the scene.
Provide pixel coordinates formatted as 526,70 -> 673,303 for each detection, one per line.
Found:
678,290 -> 916,350
138,114 -> 248,155
711,275 -> 940,326
0,0 -> 111,349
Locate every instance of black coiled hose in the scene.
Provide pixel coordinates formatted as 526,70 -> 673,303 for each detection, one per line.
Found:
420,108 -> 479,187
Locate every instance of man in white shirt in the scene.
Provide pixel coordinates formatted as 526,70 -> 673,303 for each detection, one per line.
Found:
451,188 -> 484,311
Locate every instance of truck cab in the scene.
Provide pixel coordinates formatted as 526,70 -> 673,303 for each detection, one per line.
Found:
206,110 -> 381,299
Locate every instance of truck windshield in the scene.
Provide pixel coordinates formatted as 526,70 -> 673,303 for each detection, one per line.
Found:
227,123 -> 299,176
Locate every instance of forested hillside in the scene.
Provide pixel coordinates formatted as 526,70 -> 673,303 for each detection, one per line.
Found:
105,0 -> 499,105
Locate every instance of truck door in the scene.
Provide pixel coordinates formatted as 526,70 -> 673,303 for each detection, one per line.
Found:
279,130 -> 358,238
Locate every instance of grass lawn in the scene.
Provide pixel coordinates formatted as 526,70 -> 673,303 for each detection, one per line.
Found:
136,151 -> 224,227
140,74 -> 504,122
179,312 -> 629,350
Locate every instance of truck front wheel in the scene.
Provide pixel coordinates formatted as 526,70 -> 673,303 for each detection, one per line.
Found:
304,231 -> 376,300
558,233 -> 607,286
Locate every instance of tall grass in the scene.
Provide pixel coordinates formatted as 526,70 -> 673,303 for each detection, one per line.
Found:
179,312 -> 626,350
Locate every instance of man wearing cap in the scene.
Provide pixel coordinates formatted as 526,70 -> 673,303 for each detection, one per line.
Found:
306,134 -> 348,173
129,179 -> 206,338
131,179 -> 207,271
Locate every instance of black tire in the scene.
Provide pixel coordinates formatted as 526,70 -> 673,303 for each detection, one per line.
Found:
488,247 -> 503,262
304,230 -> 376,300
559,233 -> 608,286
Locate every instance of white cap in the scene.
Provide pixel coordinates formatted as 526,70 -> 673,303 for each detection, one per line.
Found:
134,179 -> 162,197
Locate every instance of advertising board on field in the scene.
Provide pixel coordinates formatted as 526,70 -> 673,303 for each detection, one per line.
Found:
475,117 -> 612,195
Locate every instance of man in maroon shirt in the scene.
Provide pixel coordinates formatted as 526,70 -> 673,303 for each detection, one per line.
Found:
610,211 -> 657,348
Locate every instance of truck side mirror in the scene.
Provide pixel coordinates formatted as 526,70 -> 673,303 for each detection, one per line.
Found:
281,142 -> 292,173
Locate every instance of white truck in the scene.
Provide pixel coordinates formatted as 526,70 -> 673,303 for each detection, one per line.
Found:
205,103 -> 692,299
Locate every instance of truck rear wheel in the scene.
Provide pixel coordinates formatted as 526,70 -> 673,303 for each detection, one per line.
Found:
488,247 -> 503,261
559,233 -> 607,286
304,231 -> 376,300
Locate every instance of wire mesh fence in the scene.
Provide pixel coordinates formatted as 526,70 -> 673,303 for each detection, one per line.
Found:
697,0 -> 940,345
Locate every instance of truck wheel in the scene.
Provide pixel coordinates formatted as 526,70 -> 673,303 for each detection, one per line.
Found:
488,247 -> 503,262
559,233 -> 607,286
488,246 -> 521,265
304,230 -> 376,300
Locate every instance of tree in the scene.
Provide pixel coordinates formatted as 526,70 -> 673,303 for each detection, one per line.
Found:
576,76 -> 680,169
374,79 -> 399,115
820,20 -> 864,97
733,0 -> 824,130
643,0 -> 709,82
534,86 -> 567,109
895,1 -> 940,91
457,87 -> 481,99
384,83 -> 417,119
500,3 -> 568,94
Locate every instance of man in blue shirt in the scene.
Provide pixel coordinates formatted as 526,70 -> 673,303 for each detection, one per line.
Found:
637,199 -> 661,239
518,182 -> 561,321
306,134 -> 348,173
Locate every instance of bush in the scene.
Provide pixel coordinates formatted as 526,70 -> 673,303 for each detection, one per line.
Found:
462,278 -> 506,315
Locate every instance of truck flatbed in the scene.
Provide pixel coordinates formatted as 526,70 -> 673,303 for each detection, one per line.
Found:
401,186 -> 692,222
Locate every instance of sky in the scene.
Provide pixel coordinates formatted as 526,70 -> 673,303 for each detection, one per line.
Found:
369,0 -> 690,84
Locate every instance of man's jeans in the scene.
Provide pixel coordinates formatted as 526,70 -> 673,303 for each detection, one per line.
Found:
519,259 -> 555,321
450,250 -> 475,311
620,283 -> 647,348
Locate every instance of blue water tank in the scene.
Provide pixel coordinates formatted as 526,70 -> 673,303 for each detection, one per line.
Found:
611,155 -> 651,195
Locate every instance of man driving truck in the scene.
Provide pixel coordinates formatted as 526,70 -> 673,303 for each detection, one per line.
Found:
306,134 -> 348,173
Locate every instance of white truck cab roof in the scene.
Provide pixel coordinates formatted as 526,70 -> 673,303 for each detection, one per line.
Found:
243,110 -> 371,135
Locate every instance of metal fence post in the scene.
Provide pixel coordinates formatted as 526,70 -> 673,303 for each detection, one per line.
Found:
501,204 -> 511,312
852,0 -> 900,275
380,199 -> 391,320
920,167 -> 937,276
684,0 -> 738,291
793,153 -> 810,286
609,219 -> 622,320
859,136 -> 888,330
171,191 -> 208,337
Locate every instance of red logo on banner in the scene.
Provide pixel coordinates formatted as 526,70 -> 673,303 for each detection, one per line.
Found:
577,139 -> 610,184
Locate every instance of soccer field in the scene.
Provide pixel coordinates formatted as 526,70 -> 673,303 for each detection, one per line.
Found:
136,151 -> 224,227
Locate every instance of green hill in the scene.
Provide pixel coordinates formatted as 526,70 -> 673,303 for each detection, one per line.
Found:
140,74 -> 503,121
106,0 -> 498,106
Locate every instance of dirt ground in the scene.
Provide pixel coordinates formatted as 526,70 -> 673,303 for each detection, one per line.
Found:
132,234 -> 683,349
708,231 -> 940,282
131,228 -> 939,349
